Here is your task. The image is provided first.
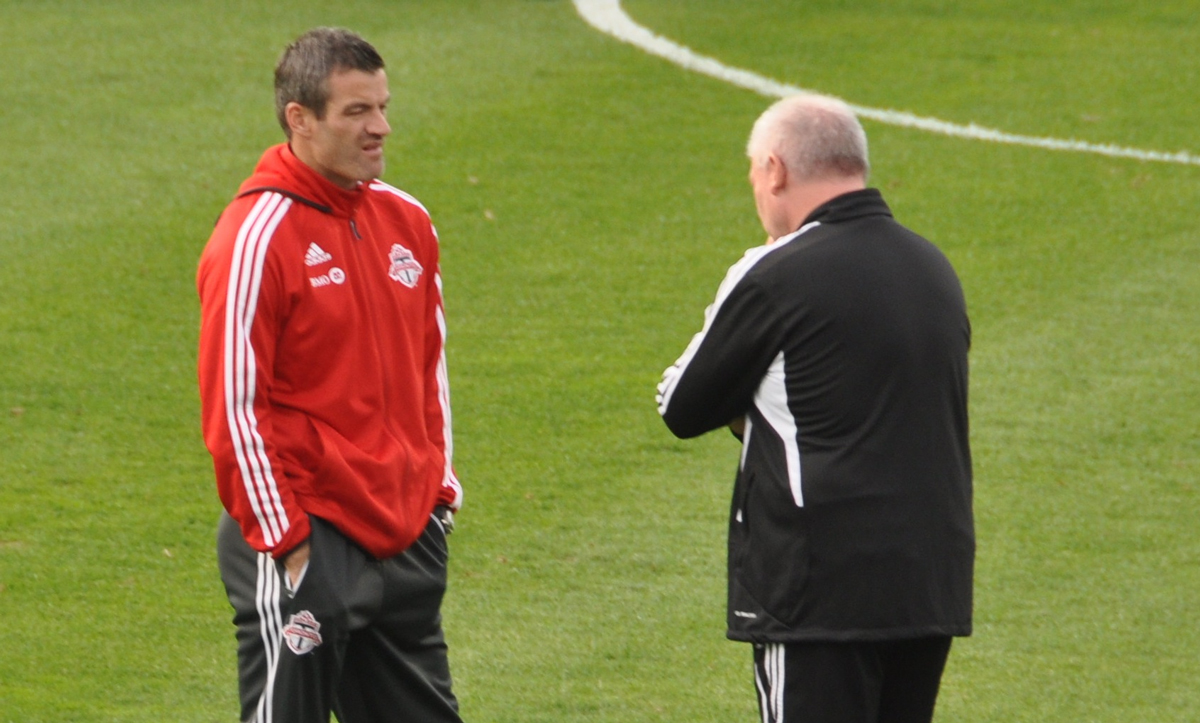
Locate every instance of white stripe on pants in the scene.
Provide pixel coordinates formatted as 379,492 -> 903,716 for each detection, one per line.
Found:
253,551 -> 284,723
754,643 -> 786,723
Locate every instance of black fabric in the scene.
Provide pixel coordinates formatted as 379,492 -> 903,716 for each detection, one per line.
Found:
753,637 -> 952,723
217,513 -> 461,723
660,189 -> 974,642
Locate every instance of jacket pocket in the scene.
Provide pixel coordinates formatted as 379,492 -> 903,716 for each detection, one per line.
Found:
738,471 -> 811,626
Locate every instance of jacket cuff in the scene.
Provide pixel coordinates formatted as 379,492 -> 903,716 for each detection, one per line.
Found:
270,514 -> 313,559
436,474 -> 463,511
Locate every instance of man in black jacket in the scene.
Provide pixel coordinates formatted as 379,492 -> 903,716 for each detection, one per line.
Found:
656,93 -> 973,723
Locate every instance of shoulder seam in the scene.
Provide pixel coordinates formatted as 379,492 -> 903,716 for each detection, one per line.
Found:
237,186 -> 332,215
368,181 -> 431,218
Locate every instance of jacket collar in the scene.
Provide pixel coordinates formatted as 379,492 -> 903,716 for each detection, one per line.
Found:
236,143 -> 366,219
801,187 -> 892,227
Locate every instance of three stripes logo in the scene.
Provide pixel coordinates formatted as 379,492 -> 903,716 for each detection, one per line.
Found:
305,242 -> 333,267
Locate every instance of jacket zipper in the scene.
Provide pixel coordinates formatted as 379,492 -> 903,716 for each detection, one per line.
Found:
346,217 -> 394,435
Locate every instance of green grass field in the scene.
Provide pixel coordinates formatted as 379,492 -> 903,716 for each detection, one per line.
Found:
1,1 -> 1197,720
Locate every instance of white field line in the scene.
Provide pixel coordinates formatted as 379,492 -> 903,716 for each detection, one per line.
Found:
573,0 -> 1200,166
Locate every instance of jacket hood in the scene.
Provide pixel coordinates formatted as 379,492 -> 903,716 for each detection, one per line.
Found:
237,143 -> 366,219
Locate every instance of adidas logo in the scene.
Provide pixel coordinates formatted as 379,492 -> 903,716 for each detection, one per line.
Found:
304,243 -> 333,267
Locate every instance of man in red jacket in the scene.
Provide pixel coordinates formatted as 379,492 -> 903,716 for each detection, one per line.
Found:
197,27 -> 465,723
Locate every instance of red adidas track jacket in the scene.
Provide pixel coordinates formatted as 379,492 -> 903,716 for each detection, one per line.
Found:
197,144 -> 462,560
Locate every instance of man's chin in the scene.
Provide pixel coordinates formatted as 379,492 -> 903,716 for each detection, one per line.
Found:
362,160 -> 385,182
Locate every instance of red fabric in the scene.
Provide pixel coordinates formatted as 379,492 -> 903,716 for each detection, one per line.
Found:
198,144 -> 461,559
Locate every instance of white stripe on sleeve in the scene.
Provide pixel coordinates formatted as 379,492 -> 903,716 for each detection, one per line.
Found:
754,352 -> 804,507
656,222 -> 819,416
369,180 -> 432,218
224,192 -> 293,547
433,272 -> 463,508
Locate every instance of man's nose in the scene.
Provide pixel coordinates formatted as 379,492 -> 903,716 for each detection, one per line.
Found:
369,110 -> 391,137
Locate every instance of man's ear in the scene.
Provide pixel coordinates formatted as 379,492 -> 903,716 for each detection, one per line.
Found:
285,101 -> 313,139
766,153 -> 788,193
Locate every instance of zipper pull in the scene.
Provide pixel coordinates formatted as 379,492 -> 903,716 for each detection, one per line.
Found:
350,219 -> 362,239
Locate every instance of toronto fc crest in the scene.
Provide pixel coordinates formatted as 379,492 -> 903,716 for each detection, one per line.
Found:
387,243 -> 424,288
282,610 -> 323,655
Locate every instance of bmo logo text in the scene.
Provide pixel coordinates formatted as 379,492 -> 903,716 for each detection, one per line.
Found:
310,267 -> 346,288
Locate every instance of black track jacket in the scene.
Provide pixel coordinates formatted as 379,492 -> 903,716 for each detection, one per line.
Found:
657,189 -> 973,642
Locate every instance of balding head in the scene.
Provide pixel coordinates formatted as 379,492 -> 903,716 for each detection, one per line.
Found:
745,94 -> 870,240
747,94 -> 869,182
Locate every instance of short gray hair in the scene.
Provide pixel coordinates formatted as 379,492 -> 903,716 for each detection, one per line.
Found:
746,94 -> 869,181
274,27 -> 385,138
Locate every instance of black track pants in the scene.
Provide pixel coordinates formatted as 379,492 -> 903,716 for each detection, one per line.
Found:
753,637 -> 952,723
217,512 -> 462,723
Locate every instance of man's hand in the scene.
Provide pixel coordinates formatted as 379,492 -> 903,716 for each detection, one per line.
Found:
729,416 -> 746,437
283,540 -> 311,589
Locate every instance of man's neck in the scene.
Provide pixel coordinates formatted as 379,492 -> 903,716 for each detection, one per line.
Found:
790,177 -> 867,229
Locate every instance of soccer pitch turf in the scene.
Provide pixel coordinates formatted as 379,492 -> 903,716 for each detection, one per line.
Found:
1,1 -> 1197,720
